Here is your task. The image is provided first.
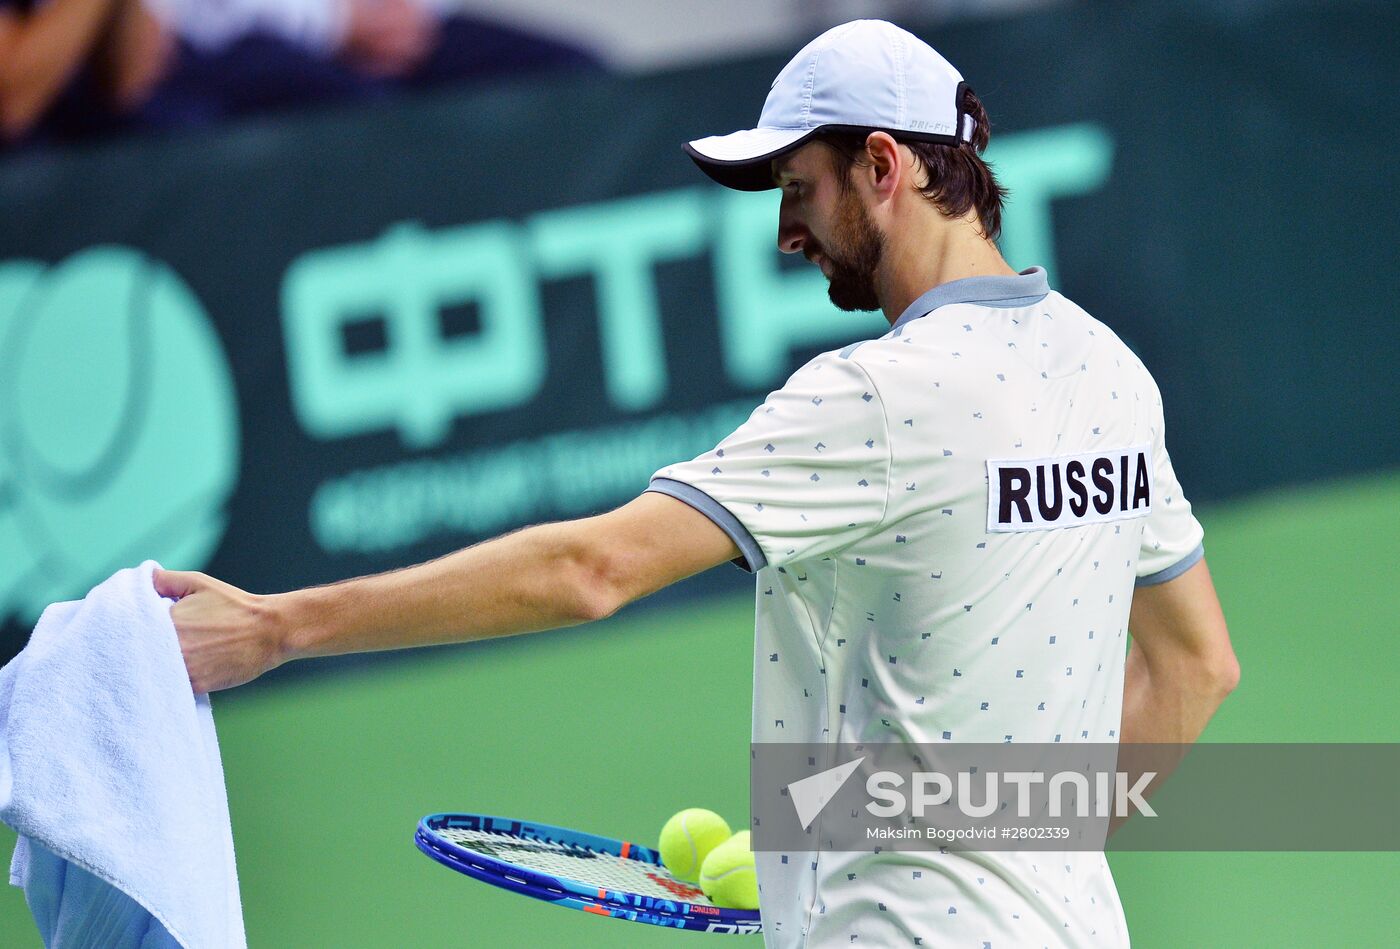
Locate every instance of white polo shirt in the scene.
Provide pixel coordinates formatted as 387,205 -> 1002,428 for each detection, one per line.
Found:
649,268 -> 1203,948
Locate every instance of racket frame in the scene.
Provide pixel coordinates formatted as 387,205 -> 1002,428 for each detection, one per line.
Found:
415,812 -> 761,934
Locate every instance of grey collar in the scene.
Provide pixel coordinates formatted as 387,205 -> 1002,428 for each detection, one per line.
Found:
891,267 -> 1051,331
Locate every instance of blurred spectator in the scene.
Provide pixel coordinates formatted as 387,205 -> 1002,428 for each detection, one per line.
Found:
0,0 -> 599,149
145,0 -> 601,88
0,0 -> 171,144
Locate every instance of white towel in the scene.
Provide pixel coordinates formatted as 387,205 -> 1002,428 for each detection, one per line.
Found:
0,561 -> 245,948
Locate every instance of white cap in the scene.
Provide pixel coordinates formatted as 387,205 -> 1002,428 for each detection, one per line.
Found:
686,20 -> 975,191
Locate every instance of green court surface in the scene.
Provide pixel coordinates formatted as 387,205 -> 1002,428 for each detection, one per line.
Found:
3,469 -> 1398,947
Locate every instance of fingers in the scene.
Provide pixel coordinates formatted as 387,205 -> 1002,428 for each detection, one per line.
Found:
153,568 -> 206,600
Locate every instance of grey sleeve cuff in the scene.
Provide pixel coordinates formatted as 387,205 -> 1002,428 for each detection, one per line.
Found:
1135,542 -> 1205,587
645,478 -> 768,573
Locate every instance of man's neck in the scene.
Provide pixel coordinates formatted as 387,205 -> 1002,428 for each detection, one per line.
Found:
875,215 -> 1018,325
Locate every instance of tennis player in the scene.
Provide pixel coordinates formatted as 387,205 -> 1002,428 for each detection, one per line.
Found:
158,19 -> 1238,947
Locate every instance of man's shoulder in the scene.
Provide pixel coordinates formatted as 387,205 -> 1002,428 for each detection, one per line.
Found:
1041,289 -> 1136,346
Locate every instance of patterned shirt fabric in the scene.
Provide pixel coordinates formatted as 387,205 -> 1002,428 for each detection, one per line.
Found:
648,267 -> 1203,948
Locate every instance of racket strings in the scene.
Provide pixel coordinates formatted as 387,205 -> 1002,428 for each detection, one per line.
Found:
437,827 -> 714,904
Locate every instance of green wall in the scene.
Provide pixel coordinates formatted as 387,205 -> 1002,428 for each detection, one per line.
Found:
4,469 -> 1397,946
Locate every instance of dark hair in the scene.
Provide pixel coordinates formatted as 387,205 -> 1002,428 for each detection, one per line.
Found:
815,87 -> 1008,241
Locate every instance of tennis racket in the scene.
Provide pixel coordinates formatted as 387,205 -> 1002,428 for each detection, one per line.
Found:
415,813 -> 762,934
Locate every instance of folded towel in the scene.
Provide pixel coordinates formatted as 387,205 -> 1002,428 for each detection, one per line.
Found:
0,561 -> 245,948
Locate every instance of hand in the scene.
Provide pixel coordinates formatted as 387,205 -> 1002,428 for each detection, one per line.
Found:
341,0 -> 439,78
154,569 -> 287,694
99,0 -> 177,110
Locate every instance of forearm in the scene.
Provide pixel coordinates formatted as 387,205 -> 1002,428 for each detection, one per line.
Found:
0,0 -> 118,139
276,519 -> 620,661
1111,640 -> 1237,836
1119,638 -> 1237,745
1120,559 -> 1239,745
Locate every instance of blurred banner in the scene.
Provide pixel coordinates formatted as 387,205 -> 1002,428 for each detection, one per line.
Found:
1,0 -> 1395,664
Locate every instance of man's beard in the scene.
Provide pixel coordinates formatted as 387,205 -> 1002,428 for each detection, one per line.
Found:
815,187 -> 885,312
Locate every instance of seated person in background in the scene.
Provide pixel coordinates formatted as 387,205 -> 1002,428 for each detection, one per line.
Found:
0,0 -> 372,147
0,0 -> 170,145
137,0 -> 603,131
1,0 -> 599,149
145,0 -> 602,88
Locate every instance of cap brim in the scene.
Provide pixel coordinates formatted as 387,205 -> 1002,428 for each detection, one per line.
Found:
684,127 -> 820,191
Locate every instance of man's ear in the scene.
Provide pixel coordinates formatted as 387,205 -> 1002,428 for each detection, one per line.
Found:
863,131 -> 903,200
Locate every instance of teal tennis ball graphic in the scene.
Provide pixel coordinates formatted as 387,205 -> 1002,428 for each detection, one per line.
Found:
0,247 -> 239,621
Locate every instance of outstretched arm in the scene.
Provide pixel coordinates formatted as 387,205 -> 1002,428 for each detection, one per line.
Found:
156,492 -> 739,693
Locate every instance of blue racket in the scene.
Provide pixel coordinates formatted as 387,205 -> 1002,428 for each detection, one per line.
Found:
415,813 -> 762,935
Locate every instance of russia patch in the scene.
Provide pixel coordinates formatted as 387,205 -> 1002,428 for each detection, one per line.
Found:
986,446 -> 1152,532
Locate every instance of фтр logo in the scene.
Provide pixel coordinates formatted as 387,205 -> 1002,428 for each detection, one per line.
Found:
0,247 -> 239,621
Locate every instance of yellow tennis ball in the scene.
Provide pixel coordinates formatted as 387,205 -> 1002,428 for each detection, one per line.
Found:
658,808 -> 732,883
699,830 -> 758,910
